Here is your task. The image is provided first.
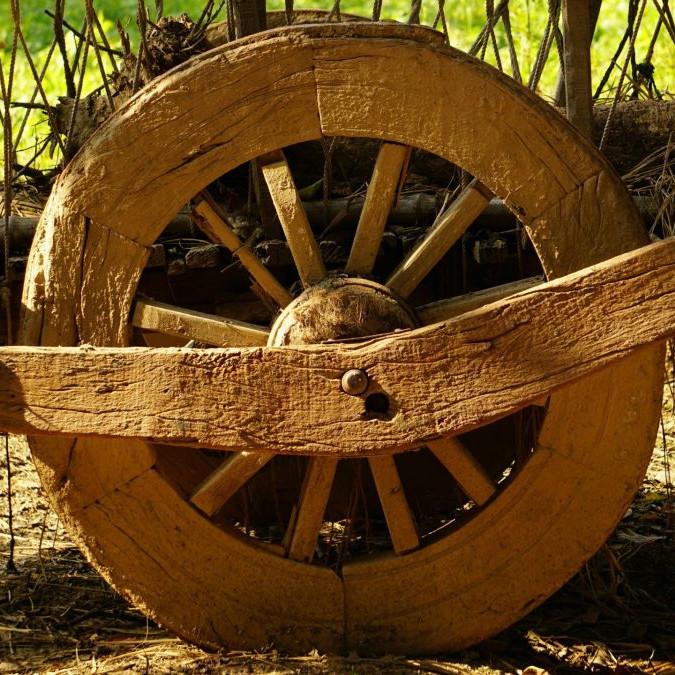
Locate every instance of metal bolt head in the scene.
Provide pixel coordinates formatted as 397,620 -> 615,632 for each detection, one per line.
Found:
341,369 -> 368,396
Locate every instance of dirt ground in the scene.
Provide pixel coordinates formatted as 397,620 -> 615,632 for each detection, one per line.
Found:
2,382 -> 675,674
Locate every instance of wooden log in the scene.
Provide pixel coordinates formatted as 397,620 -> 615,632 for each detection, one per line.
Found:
592,100 -> 675,175
554,0 -> 602,107
146,244 -> 166,268
1,239 -> 675,455
185,245 -> 221,269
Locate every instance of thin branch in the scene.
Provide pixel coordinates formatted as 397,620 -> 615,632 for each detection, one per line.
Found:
53,0 -> 76,97
44,10 -> 124,57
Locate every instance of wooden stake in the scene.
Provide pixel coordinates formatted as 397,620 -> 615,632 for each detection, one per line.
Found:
562,0 -> 594,138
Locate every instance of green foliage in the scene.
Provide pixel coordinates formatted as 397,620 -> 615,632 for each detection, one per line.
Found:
1,1 -> 674,171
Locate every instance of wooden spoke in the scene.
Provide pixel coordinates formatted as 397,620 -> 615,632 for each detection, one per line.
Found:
416,277 -> 543,324
387,179 -> 492,297
345,143 -> 411,275
428,438 -> 496,506
132,298 -> 269,347
368,455 -> 420,554
261,157 -> 327,288
286,458 -> 338,562
190,451 -> 274,516
193,199 -> 293,307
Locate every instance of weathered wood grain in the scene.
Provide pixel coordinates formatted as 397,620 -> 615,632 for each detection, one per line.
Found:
19,24 -> 666,655
79,467 -> 345,652
9,239 -> 675,453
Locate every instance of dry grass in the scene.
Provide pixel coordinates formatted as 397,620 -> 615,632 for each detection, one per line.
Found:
624,136 -> 675,239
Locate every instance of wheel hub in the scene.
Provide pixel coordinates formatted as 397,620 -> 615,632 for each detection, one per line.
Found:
267,278 -> 418,346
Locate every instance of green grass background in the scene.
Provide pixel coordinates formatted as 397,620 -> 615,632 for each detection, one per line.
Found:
1,1 -> 674,168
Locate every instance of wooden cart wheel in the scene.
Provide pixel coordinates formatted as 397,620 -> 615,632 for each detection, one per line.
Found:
21,23 -> 664,654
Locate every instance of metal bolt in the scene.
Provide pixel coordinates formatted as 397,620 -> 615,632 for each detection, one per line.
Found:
341,369 -> 368,396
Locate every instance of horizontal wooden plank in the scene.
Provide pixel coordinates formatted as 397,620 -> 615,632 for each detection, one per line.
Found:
2,239 -> 675,455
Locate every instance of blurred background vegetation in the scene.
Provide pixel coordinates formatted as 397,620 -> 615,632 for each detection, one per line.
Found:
1,1 -> 674,169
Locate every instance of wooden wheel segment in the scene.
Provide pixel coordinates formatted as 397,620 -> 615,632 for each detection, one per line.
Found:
17,24 -> 668,653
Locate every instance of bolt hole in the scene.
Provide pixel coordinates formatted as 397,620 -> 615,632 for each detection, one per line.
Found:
365,392 -> 390,416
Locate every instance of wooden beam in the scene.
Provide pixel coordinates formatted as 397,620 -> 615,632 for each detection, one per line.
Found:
231,0 -> 267,38
1,239 -> 675,455
554,0 -> 602,107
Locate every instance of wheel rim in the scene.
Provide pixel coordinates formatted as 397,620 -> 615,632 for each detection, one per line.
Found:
22,24 -> 664,654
